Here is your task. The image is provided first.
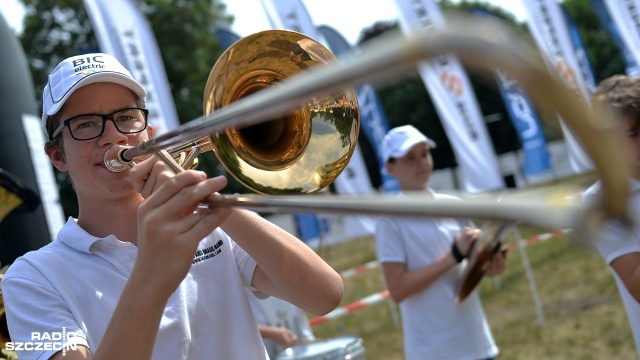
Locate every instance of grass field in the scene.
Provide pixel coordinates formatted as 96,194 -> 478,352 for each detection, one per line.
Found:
311,224 -> 638,360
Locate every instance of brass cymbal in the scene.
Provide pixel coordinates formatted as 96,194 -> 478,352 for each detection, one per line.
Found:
457,222 -> 514,302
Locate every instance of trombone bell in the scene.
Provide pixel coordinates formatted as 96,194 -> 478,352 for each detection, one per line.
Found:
203,30 -> 359,194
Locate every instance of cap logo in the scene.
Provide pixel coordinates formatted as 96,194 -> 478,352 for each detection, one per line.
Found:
72,55 -> 106,74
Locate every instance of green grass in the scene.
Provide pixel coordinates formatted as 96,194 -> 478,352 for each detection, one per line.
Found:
312,229 -> 637,360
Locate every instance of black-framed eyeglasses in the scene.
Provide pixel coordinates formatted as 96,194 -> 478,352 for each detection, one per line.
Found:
50,107 -> 149,141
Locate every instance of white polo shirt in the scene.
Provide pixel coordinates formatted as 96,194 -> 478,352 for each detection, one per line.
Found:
584,180 -> 640,358
375,191 -> 498,360
2,218 -> 267,360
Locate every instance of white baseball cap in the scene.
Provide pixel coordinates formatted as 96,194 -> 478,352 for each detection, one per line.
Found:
41,53 -> 146,135
381,125 -> 436,163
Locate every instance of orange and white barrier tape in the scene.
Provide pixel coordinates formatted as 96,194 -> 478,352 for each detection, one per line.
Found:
340,260 -> 378,279
338,229 -> 573,280
309,290 -> 390,327
505,228 -> 572,251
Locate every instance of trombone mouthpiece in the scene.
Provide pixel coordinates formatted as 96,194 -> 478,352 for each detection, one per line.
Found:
104,146 -> 135,172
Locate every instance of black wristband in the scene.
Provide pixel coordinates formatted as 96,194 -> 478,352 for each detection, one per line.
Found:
451,241 -> 465,263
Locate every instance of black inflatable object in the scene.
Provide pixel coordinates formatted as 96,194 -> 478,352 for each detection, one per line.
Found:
0,15 -> 52,265
0,168 -> 40,214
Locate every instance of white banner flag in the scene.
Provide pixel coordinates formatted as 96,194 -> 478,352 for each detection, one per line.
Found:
393,0 -> 504,193
259,0 -> 321,39
602,0 -> 640,73
259,0 -> 375,238
522,0 -> 594,172
83,0 -> 179,135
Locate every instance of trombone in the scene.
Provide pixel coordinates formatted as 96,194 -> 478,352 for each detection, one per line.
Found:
105,15 -> 629,228
103,15 -> 631,300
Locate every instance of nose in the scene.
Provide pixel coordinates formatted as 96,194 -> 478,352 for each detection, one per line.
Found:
98,118 -> 128,145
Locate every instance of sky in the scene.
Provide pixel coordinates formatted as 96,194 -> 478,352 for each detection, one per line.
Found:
0,0 -> 526,46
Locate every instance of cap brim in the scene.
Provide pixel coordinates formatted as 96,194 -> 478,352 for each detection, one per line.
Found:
45,72 -> 146,118
394,138 -> 436,157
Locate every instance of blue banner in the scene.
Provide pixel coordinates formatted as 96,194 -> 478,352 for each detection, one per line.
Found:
590,0 -> 640,76
317,25 -> 399,192
495,71 -> 552,178
294,214 -> 320,244
214,28 -> 241,51
471,7 -> 552,179
561,5 -> 598,93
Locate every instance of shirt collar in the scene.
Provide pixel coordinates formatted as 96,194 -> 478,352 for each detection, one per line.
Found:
57,217 -> 121,253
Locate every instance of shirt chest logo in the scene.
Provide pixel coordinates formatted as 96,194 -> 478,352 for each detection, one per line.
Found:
193,239 -> 224,264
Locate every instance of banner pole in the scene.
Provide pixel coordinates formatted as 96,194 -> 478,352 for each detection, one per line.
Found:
512,226 -> 546,325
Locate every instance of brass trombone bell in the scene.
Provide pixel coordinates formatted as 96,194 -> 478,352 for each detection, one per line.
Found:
203,30 -> 359,194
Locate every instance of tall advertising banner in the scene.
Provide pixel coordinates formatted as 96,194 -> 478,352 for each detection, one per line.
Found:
259,0 -> 376,240
318,25 -> 399,192
600,0 -> 640,76
214,28 -> 241,50
471,8 -> 552,181
259,0 -> 320,39
561,5 -> 598,94
495,70 -> 552,181
0,15 -> 65,266
522,0 -> 594,172
83,0 -> 180,135
590,0 -> 640,76
393,0 -> 504,193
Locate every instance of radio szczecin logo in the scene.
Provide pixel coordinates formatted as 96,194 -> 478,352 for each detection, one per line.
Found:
5,327 -> 79,355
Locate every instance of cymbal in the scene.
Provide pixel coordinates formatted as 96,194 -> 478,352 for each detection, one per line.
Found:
457,222 -> 514,302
